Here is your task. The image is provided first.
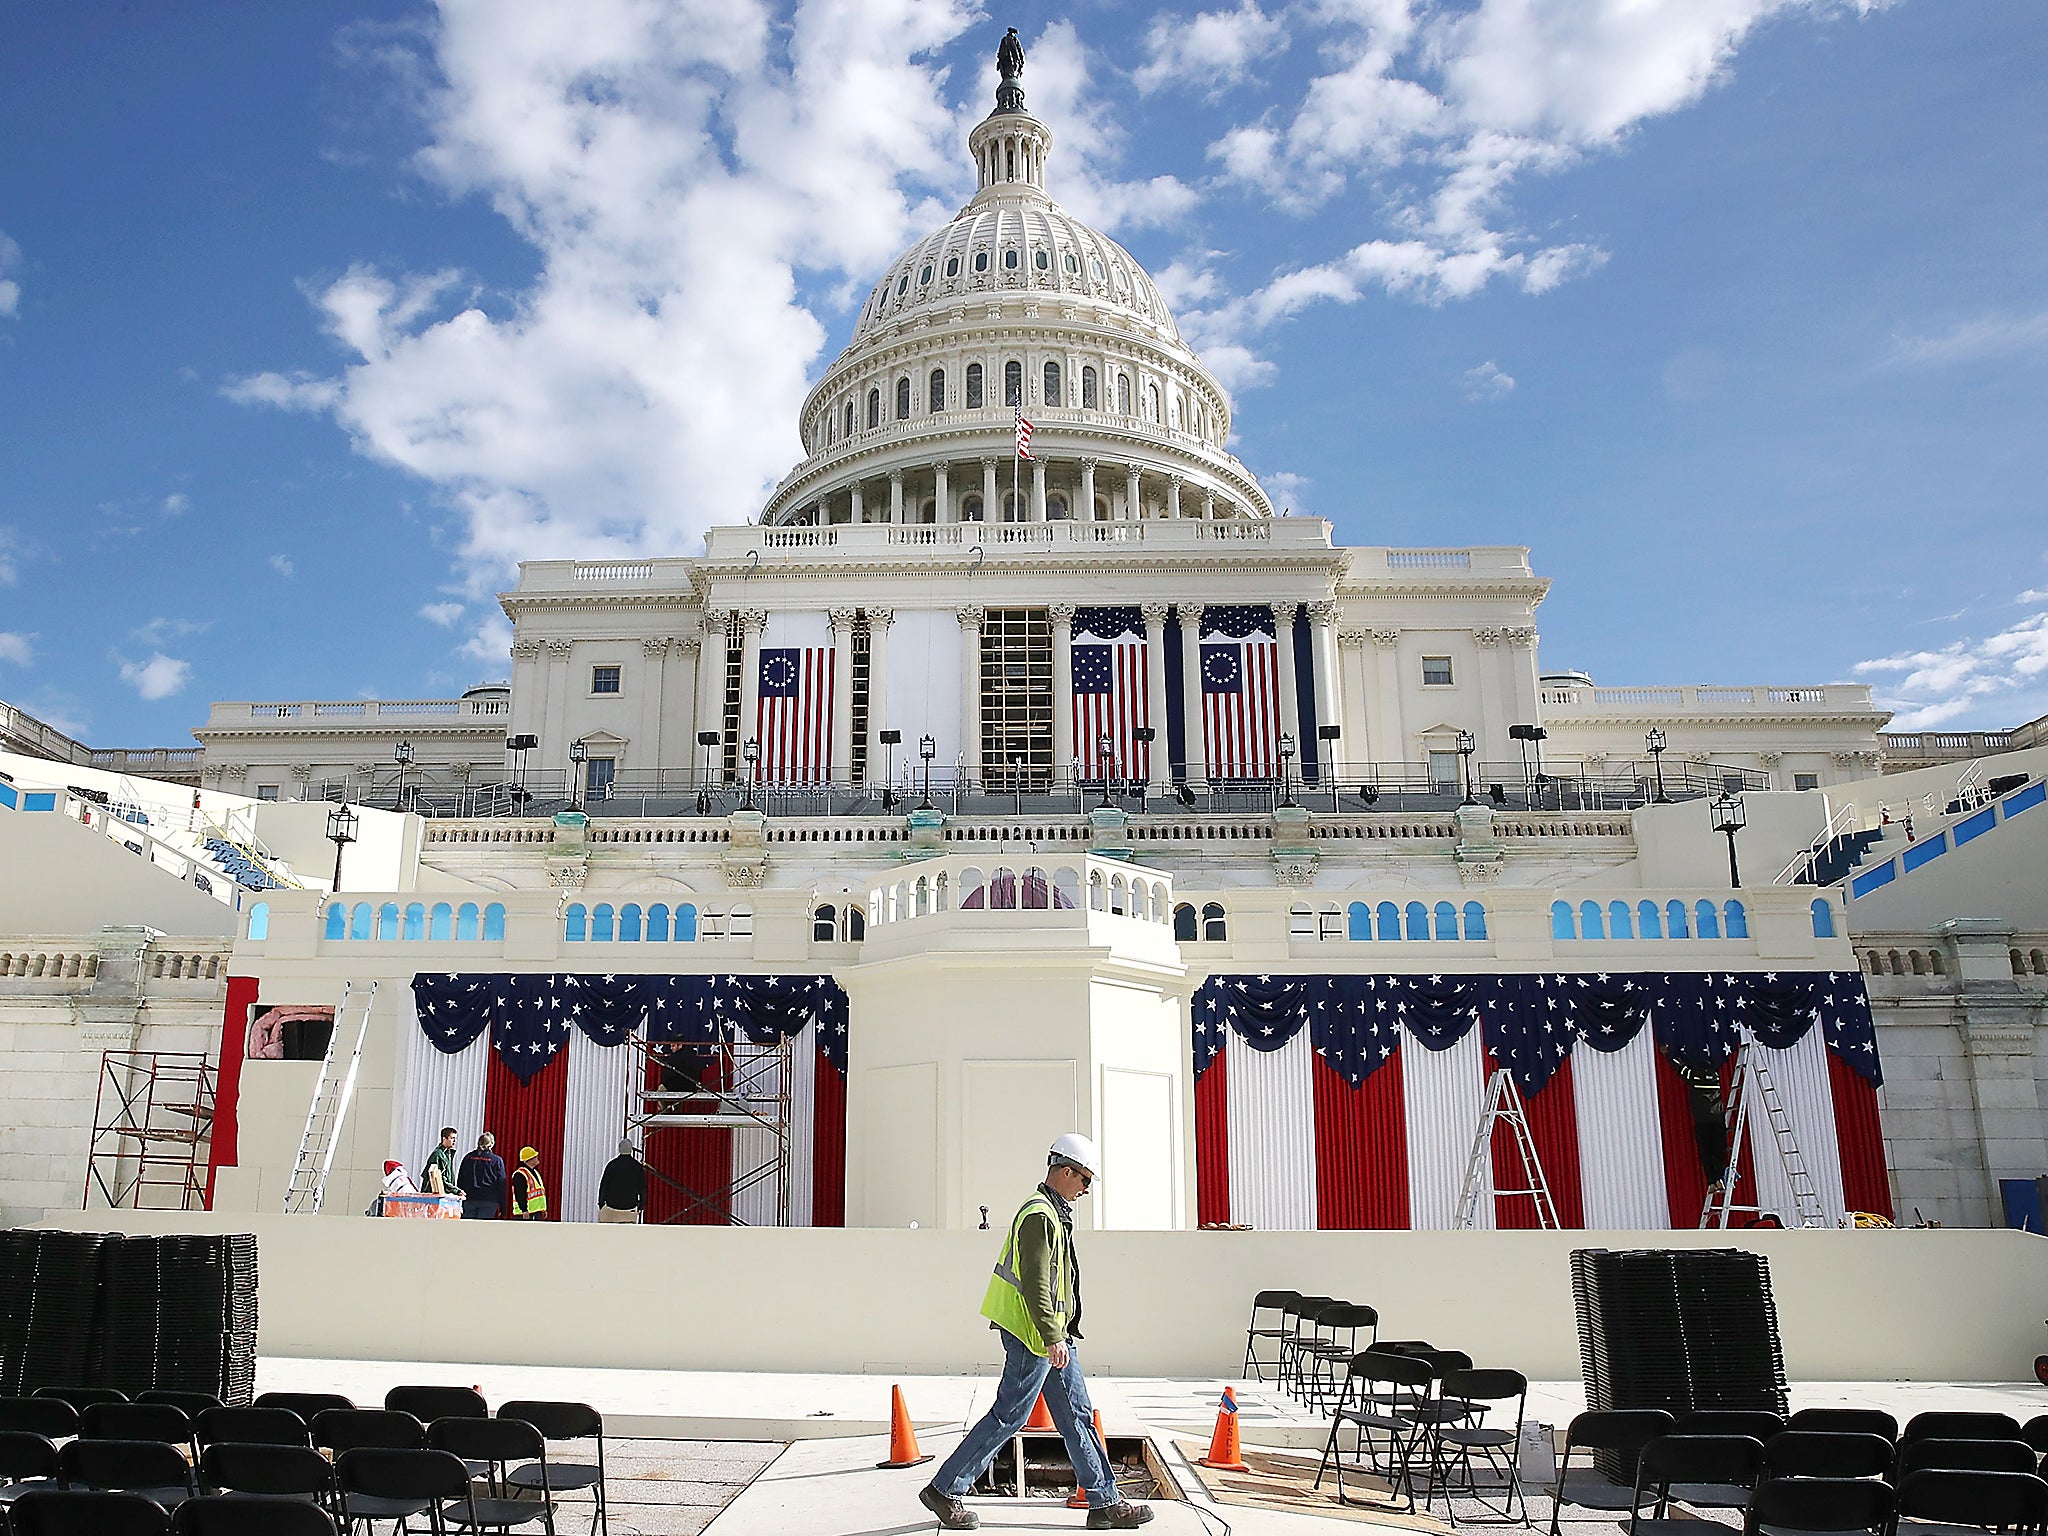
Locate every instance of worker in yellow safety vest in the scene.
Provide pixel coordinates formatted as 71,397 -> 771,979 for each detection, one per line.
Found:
509,1146 -> 548,1220
919,1134 -> 1151,1531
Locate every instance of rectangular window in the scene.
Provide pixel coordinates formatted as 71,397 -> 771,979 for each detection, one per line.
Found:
1793,772 -> 1820,792
585,757 -> 616,801
981,608 -> 1052,788
256,785 -> 280,801
1722,774 -> 1747,794
1422,656 -> 1454,686
1428,751 -> 1460,792
591,664 -> 622,695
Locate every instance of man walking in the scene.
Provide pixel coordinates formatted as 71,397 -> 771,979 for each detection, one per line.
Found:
597,1139 -> 647,1224
422,1126 -> 464,1199
509,1145 -> 549,1220
458,1132 -> 507,1220
920,1134 -> 1151,1530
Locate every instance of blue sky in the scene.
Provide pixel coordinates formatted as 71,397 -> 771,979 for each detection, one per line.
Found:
2,1 -> 2045,748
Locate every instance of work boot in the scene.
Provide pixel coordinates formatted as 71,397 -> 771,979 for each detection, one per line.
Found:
919,1484 -> 980,1530
1086,1501 -> 1155,1529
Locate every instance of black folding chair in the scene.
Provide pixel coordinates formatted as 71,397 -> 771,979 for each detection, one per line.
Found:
1760,1431 -> 1893,1481
310,1408 -> 424,1457
81,1404 -> 196,1461
169,1495 -> 337,1535
385,1388 -> 488,1425
1896,1467 -> 2048,1531
198,1442 -> 339,1521
254,1395 -> 355,1424
1741,1476 -> 1894,1534
30,1389 -> 127,1415
6,1487 -> 171,1535
1629,1434 -> 1765,1533
1424,1368 -> 1526,1526
1678,1411 -> 1785,1442
1277,1297 -> 1337,1399
2023,1415 -> 2048,1462
334,1446 -> 471,1535
0,1401 -> 77,1442
138,1394 -> 223,1419
0,1431 -> 62,1506
196,1408 -> 310,1450
1900,1410 -> 2021,1446
1548,1408 -> 1674,1535
1242,1290 -> 1301,1382
430,1418 -> 556,1532
1313,1350 -> 1434,1515
499,1402 -> 608,1536
56,1439 -> 197,1509
1786,1408 -> 1896,1444
1896,1438 -> 2039,1477
1299,1305 -> 1379,1411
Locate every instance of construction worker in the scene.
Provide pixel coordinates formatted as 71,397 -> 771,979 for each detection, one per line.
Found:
509,1146 -> 549,1220
458,1132 -> 507,1220
920,1134 -> 1151,1531
422,1127 -> 464,1199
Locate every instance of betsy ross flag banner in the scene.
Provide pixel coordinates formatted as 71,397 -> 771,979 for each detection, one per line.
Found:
1071,606 -> 1149,782
756,645 -> 835,782
1199,605 -> 1281,780
1014,407 -> 1034,460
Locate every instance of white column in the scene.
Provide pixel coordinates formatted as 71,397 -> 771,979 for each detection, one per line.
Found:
934,462 -> 950,523
1078,458 -> 1097,522
865,608 -> 893,786
1473,628 -> 1503,774
638,636 -> 670,773
830,608 -> 858,783
1031,457 -> 1046,522
850,481 -> 865,524
1338,631 -> 1370,775
1273,601 -> 1302,758
1125,463 -> 1142,522
695,612 -> 726,778
889,471 -> 904,525
1203,490 -> 1217,521
1050,603 -> 1075,778
957,606 -> 984,778
510,641 -> 546,748
1308,601 -> 1339,781
1371,628 -> 1404,763
1180,603 -> 1206,788
1141,602 -> 1170,792
671,634 -> 701,783
981,457 -> 999,524
542,640 -> 574,761
738,610 -> 767,766
1168,476 -> 1183,519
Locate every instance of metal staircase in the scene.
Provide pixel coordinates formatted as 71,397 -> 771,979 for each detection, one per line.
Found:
1701,1030 -> 1826,1229
282,981 -> 377,1214
1455,1068 -> 1560,1229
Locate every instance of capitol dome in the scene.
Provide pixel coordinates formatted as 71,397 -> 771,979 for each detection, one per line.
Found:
761,37 -> 1270,529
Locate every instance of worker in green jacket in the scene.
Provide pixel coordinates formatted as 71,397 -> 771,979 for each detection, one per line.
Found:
421,1126 -> 464,1199
920,1134 -> 1152,1531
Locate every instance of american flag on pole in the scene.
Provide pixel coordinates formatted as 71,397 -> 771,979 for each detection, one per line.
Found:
1200,605 -> 1281,780
1014,407 -> 1034,460
756,646 -> 836,783
1071,607 -> 1148,783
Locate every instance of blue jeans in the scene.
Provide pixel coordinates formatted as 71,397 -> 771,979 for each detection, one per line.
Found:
462,1198 -> 499,1220
931,1328 -> 1118,1509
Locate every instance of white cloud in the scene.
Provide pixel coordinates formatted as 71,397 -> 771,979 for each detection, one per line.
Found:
0,526 -> 20,585
1855,596 -> 2048,730
118,652 -> 193,702
1885,309 -> 2048,369
1134,2 -> 1288,97
161,492 -> 190,516
459,613 -> 513,664
222,369 -> 346,411
1461,359 -> 1515,401
0,632 -> 32,667
0,229 -> 20,318
419,600 -> 465,627
1260,469 -> 1312,514
269,553 -> 296,577
133,617 -> 211,648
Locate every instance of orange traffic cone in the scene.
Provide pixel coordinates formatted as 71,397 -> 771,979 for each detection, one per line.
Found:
1026,1391 -> 1056,1431
1068,1409 -> 1108,1508
876,1385 -> 933,1469
1198,1388 -> 1249,1471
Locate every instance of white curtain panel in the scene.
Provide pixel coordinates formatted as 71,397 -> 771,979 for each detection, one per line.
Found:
788,1021 -> 819,1228
1226,1029 -> 1317,1232
1403,1026 -> 1489,1231
885,609 -> 965,774
393,987 -> 487,1176
560,1027 -> 637,1224
1748,1031 -> 1847,1226
1571,1027 -> 1671,1231
729,1038 -> 787,1227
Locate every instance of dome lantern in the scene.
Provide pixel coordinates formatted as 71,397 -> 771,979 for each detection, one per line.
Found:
970,28 -> 1051,197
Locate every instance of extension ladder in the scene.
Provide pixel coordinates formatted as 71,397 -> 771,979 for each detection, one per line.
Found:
1455,1068 -> 1560,1229
282,981 -> 377,1214
1700,1030 -> 1827,1229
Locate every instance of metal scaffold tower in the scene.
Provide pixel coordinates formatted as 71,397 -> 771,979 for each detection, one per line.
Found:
1701,1028 -> 1827,1230
628,1032 -> 794,1226
1456,1068 -> 1560,1230
84,1051 -> 217,1211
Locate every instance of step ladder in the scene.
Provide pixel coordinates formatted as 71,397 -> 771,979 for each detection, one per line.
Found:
1455,1068 -> 1560,1230
282,981 -> 376,1214
1700,1030 -> 1827,1229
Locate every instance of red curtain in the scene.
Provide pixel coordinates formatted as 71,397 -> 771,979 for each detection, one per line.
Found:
204,976 -> 262,1207
1195,1053 -> 1230,1226
1312,1054 -> 1409,1230
1654,1049 -> 1711,1230
1829,1053 -> 1894,1220
483,1046 -> 570,1218
1492,1056 -> 1585,1230
643,1051 -> 733,1225
812,1046 -> 846,1228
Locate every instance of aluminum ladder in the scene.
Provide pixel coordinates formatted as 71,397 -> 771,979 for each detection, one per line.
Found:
282,980 -> 376,1214
1701,1030 -> 1827,1229
1455,1068 -> 1560,1229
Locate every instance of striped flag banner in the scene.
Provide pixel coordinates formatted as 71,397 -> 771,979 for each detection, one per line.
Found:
1199,605 -> 1280,780
757,646 -> 835,783
1014,407 -> 1034,460
1072,607 -> 1148,782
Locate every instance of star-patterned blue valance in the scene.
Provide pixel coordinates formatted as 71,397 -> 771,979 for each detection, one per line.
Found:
1201,604 -> 1275,639
1073,605 -> 1143,640
1192,970 -> 1880,1095
411,972 -> 849,1084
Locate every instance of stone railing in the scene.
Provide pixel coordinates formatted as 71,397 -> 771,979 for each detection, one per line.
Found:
203,697 -> 511,729
1537,682 -> 1876,714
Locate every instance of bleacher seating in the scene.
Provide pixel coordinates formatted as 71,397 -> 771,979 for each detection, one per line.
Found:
201,838 -> 280,892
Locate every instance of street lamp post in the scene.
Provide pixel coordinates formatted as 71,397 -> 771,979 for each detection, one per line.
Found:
1097,733 -> 1115,810
1132,726 -> 1155,809
1456,727 -> 1478,806
568,738 -> 588,811
1647,727 -> 1671,804
918,734 -> 936,810
393,739 -> 414,812
1712,792 -> 1747,888
326,803 -> 358,892
1278,732 -> 1297,809
1318,723 -> 1342,811
695,729 -> 719,813
742,739 -> 760,810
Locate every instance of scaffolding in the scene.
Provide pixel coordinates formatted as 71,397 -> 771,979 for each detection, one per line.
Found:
627,1033 -> 794,1226
84,1051 -> 217,1212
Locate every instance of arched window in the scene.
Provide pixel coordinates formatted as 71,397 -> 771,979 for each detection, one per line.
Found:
647,903 -> 670,941
1434,902 -> 1459,940
1723,900 -> 1749,939
945,255 -> 960,278
1082,366 -> 1098,408
565,904 -> 588,942
919,263 -> 932,286
866,388 -> 880,429
848,907 -> 866,940
1022,866 -> 1050,911
403,903 -> 426,940
974,249 -> 989,273
1377,901 -> 1401,941
1046,493 -> 1069,520
1550,901 -> 1575,940
593,904 -> 616,942
1637,900 -> 1663,939
929,369 -> 945,412
1004,360 -> 1022,407
1810,898 -> 1835,938
1289,904 -> 1315,940
1608,901 -> 1634,940
620,904 -> 644,941
1173,903 -> 1197,941
323,904 -> 346,941
1064,251 -> 1079,274
1348,902 -> 1373,940
963,494 -> 984,522
673,903 -> 698,941
375,903 -> 399,940
456,903 -> 480,941
1147,382 -> 1160,421
843,401 -> 854,438
1405,901 -> 1430,940
1043,361 -> 1062,407
247,903 -> 270,941
482,903 -> 505,941
1117,373 -> 1132,414
1003,248 -> 1019,270
896,273 -> 908,296
1578,901 -> 1605,940
1173,397 -> 1184,428
919,499 -> 936,524
814,904 -> 837,942
730,905 -> 752,939
896,377 -> 911,419
1202,902 -> 1228,941
1462,902 -> 1487,940
1666,899 -> 1690,939
1034,248 -> 1049,270
1319,905 -> 1344,940
992,868 -> 1019,910
966,363 -> 984,409
430,903 -> 453,940
1695,900 -> 1721,940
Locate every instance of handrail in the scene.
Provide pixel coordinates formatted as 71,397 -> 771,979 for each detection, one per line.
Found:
1775,795 -> 1862,885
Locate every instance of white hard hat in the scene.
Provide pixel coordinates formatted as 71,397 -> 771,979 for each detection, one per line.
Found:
1049,1133 -> 1101,1179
